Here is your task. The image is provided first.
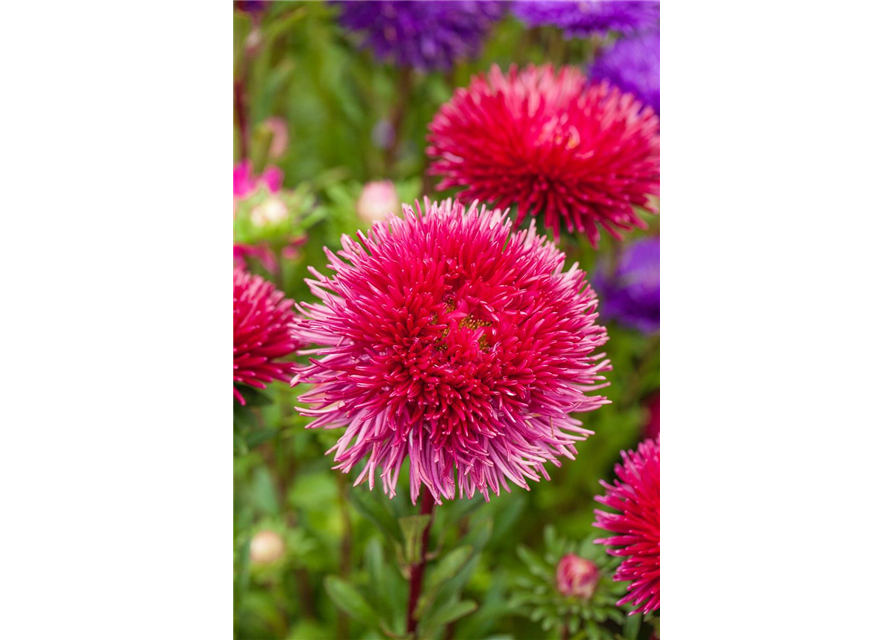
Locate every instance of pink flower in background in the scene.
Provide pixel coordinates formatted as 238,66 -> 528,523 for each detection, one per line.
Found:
594,437 -> 660,614
357,180 -> 399,224
233,161 -> 289,273
233,268 -> 299,405
427,64 -> 660,247
264,117 -> 289,159
233,160 -> 283,201
556,554 -> 599,599
233,244 -> 278,274
644,392 -> 659,439
293,198 -> 611,503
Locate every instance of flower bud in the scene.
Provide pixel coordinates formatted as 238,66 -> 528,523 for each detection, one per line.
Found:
357,180 -> 399,225
556,554 -> 598,599
249,530 -> 285,565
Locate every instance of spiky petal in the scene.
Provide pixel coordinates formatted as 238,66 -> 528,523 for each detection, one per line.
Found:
293,198 -> 611,503
427,64 -> 660,247
233,268 -> 298,405
594,437 -> 660,614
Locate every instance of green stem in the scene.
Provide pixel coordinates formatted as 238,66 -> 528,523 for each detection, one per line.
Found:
336,473 -> 353,639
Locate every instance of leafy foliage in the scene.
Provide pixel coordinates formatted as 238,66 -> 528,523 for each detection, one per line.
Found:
510,526 -> 636,640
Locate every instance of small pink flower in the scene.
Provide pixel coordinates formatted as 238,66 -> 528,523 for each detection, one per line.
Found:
233,268 -> 299,405
356,180 -> 399,225
556,554 -> 599,599
644,392 -> 659,440
594,437 -> 660,614
233,161 -> 283,201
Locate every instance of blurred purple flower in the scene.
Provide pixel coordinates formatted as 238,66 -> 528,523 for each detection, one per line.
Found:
334,1 -> 505,71
591,30 -> 659,115
234,1 -> 269,16
594,237 -> 659,333
513,1 -> 658,38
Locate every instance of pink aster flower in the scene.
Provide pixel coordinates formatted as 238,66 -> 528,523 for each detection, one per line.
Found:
233,160 -> 283,201
594,437 -> 660,614
233,268 -> 299,405
556,554 -> 599,599
293,198 -> 611,503
427,64 -> 660,247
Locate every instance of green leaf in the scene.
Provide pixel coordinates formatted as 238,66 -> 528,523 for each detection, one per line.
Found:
623,614 -> 641,639
245,428 -> 277,449
233,12 -> 251,75
518,545 -> 553,581
413,546 -> 474,620
348,489 -> 404,544
324,576 -> 379,630
464,518 -> 493,552
233,432 -> 248,456
418,600 -> 477,638
490,494 -> 527,542
233,403 -> 259,432
399,514 -> 431,564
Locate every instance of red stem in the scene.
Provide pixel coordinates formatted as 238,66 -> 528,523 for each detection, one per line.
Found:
405,489 -> 436,637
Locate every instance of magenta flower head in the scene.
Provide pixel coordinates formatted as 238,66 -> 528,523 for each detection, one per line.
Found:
556,554 -> 599,599
427,65 -> 660,247
594,437 -> 660,614
293,198 -> 611,503
233,268 -> 299,405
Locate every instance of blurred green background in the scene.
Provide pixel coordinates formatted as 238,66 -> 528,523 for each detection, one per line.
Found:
234,3 -> 659,639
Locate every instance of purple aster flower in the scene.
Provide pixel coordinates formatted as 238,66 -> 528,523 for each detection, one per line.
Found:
590,30 -> 659,114
334,1 -> 505,71
594,237 -> 659,333
513,1 -> 659,38
234,1 -> 269,16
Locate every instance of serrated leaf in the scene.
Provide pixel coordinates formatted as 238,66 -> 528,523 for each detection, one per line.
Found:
324,576 -> 380,630
517,545 -> 553,581
398,514 -> 431,564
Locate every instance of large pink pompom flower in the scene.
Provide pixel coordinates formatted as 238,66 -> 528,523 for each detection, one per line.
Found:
233,268 -> 299,405
427,64 -> 660,247
594,437 -> 660,614
293,198 -> 611,503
